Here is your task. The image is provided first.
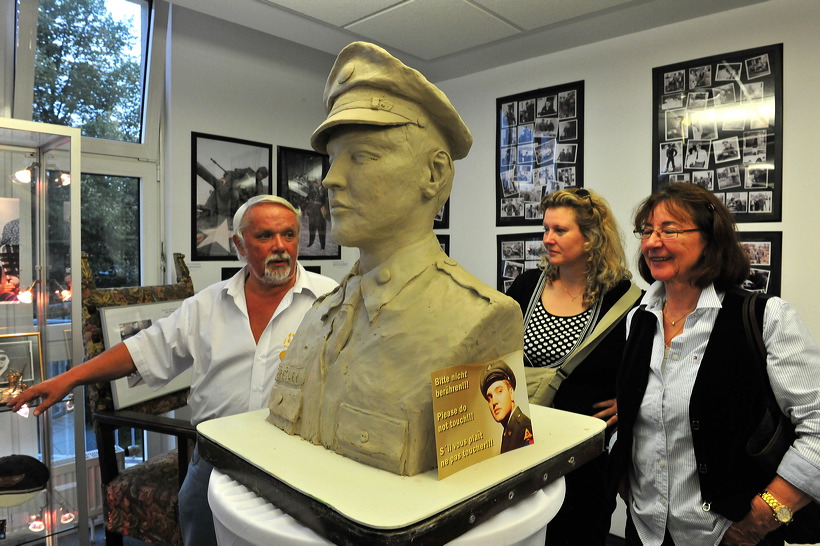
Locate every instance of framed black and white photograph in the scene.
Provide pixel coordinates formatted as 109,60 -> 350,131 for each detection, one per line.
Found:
738,231 -> 781,295
496,81 -> 584,226
192,132 -> 273,260
496,233 -> 544,292
0,333 -> 43,410
276,146 -> 340,260
652,44 -> 782,222
100,301 -> 192,409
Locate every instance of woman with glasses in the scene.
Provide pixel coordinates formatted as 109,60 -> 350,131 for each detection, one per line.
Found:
506,187 -> 640,545
612,183 -> 820,545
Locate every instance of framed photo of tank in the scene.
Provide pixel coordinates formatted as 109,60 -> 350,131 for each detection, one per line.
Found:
738,231 -> 782,296
0,332 -> 43,411
496,81 -> 585,227
276,146 -> 340,260
651,44 -> 783,223
496,232 -> 545,292
191,132 -> 273,261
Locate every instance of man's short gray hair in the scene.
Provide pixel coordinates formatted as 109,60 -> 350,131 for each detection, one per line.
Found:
232,195 -> 301,250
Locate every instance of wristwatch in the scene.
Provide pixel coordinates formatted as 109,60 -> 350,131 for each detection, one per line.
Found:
759,490 -> 793,524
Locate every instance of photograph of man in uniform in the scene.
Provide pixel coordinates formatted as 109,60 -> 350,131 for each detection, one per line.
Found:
480,361 -> 534,453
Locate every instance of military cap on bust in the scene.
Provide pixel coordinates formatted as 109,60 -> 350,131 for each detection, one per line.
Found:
311,41 -> 473,160
480,360 -> 516,396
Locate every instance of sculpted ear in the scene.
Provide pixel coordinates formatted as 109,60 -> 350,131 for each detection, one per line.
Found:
422,149 -> 453,201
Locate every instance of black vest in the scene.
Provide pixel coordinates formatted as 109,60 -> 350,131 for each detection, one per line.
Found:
613,289 -> 774,521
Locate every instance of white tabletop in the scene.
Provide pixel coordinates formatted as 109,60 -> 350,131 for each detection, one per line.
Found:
197,405 -> 603,533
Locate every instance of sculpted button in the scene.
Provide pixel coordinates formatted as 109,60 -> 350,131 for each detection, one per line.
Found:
376,268 -> 391,284
444,257 -> 456,266
360,431 -> 369,443
338,63 -> 354,84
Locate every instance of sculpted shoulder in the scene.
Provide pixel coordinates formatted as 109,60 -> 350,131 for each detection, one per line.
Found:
435,256 -> 521,307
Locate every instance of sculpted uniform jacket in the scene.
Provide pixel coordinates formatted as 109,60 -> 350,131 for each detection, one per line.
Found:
269,234 -> 523,476
500,406 -> 534,453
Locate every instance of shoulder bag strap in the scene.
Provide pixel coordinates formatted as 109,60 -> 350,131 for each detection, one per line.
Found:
741,291 -> 779,413
549,282 -> 642,389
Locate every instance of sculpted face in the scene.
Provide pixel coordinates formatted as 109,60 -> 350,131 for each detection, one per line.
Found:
485,380 -> 515,423
322,125 -> 434,253
233,203 -> 300,287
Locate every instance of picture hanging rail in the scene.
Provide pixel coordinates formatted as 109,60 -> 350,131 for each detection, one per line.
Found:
651,44 -> 782,222
496,81 -> 584,226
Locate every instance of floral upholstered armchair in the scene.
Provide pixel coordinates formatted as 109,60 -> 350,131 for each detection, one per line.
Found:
81,252 -> 196,546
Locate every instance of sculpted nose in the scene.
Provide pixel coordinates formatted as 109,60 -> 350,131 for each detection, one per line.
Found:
322,164 -> 344,190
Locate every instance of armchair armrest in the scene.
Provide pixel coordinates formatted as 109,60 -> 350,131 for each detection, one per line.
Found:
93,409 -> 197,488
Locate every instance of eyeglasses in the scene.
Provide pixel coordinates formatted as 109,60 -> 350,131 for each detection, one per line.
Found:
633,227 -> 700,240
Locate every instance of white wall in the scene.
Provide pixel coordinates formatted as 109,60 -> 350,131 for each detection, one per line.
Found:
161,0 -> 820,332
437,0 -> 820,336
163,6 -> 355,289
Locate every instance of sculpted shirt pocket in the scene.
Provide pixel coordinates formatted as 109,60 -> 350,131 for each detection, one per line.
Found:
335,403 -> 408,475
267,364 -> 304,434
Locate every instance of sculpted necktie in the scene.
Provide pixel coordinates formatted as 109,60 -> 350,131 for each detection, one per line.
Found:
323,275 -> 362,366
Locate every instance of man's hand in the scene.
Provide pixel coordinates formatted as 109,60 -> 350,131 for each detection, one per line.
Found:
7,374 -> 75,416
592,398 -> 618,428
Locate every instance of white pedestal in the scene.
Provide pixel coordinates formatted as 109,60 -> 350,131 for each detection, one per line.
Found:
209,467 -> 565,546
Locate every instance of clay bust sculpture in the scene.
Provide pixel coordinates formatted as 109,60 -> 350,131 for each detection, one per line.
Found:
267,41 -> 523,476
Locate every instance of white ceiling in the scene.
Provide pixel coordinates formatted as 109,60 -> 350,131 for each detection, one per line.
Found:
169,0 -> 768,81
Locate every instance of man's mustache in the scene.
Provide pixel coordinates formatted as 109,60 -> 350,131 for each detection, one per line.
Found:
265,253 -> 292,266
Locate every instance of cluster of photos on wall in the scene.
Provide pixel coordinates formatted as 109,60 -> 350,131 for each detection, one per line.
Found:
496,82 -> 585,226
652,43 -> 783,223
496,233 -> 544,292
494,44 -> 784,294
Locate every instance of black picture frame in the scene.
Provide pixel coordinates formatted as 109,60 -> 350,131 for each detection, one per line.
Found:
191,132 -> 273,261
434,200 -> 449,230
738,231 -> 782,296
496,81 -> 585,226
276,146 -> 340,261
435,234 -> 450,256
496,232 -> 544,292
651,44 -> 783,222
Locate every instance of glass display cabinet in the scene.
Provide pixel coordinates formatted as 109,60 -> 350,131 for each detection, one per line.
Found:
0,118 -> 86,545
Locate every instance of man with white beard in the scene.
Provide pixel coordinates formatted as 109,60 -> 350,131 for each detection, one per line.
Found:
8,195 -> 337,545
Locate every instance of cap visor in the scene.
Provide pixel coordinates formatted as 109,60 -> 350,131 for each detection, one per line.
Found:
311,108 -> 413,154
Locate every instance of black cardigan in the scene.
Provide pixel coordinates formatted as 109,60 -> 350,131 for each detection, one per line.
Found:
506,269 -> 634,415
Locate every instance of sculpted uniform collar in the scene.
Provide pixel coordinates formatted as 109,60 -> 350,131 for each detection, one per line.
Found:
324,234 -> 447,322
360,234 -> 449,321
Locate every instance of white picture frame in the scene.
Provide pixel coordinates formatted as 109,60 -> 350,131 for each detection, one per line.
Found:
100,300 -> 192,409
